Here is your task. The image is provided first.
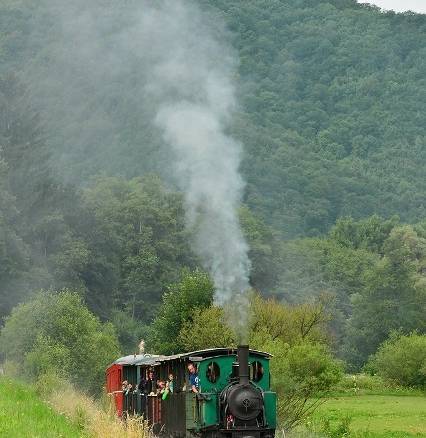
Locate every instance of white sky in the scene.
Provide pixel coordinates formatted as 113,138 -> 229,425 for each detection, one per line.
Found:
358,0 -> 426,13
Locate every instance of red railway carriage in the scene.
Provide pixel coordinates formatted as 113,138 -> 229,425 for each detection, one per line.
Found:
106,354 -> 163,417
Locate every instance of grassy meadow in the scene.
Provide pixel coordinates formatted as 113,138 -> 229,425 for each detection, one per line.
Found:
297,393 -> 426,437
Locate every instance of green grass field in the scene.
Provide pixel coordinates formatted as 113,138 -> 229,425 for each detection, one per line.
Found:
0,378 -> 83,438
307,394 -> 426,437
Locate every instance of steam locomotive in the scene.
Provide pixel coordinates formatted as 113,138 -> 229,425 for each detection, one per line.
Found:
106,345 -> 277,438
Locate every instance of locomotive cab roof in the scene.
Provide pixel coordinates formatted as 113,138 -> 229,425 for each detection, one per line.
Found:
157,347 -> 272,363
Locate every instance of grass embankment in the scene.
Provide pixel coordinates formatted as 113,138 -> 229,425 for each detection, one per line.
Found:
0,378 -> 83,437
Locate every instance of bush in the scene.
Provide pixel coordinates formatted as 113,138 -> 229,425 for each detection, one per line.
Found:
367,332 -> 426,388
311,416 -> 351,438
0,290 -> 120,393
258,338 -> 343,431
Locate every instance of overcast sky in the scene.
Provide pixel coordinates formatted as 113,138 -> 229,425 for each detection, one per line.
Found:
358,0 -> 426,13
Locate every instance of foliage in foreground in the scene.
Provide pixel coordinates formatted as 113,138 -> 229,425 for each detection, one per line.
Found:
39,374 -> 150,438
367,332 -> 426,388
250,295 -> 342,431
0,290 -> 120,393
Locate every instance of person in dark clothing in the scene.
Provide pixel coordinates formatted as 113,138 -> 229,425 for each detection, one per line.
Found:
139,370 -> 156,395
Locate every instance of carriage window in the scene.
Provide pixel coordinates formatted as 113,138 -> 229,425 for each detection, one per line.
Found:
206,361 -> 220,383
251,361 -> 264,382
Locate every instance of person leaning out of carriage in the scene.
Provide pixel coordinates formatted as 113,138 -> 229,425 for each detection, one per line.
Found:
161,373 -> 174,400
187,363 -> 199,393
166,373 -> 174,393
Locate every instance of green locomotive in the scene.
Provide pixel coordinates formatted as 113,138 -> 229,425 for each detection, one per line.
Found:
106,345 -> 277,438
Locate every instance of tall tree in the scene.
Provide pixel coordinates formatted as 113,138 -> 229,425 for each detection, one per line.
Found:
344,225 -> 426,368
147,270 -> 214,355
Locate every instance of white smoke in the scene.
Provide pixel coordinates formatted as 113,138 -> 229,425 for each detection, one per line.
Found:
138,0 -> 251,330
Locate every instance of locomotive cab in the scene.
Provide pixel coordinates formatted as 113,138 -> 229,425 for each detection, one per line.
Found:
196,346 -> 276,438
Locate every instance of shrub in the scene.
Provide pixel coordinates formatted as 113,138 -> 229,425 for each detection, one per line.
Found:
0,290 -> 120,393
258,338 -> 343,431
367,332 -> 426,388
316,416 -> 351,438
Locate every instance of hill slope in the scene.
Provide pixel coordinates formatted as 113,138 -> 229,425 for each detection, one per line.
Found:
0,0 -> 424,237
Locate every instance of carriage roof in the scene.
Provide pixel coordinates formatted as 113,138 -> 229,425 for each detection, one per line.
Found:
110,348 -> 271,368
112,353 -> 165,366
157,347 -> 272,363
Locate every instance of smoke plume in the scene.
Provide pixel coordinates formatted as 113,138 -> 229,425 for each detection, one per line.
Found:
138,1 -> 251,334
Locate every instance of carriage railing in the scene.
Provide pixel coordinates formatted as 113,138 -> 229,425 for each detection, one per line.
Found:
121,391 -> 191,433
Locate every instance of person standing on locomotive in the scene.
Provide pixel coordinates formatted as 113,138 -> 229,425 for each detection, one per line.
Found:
187,363 -> 199,393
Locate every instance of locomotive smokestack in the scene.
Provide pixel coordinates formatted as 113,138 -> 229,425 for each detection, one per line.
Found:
237,345 -> 249,385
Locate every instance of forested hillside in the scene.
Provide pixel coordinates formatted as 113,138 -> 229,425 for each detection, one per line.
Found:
0,0 -> 425,374
1,0 -> 425,237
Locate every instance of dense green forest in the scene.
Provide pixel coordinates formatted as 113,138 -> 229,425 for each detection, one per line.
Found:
0,0 -> 425,378
1,0 -> 425,236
